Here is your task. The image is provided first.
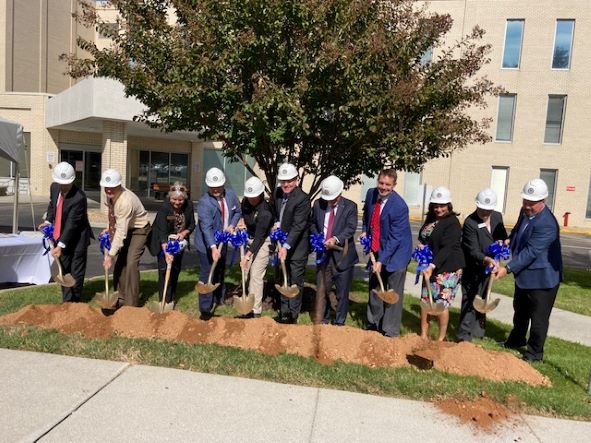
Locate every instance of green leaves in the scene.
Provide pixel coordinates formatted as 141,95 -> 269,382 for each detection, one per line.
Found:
65,0 -> 500,195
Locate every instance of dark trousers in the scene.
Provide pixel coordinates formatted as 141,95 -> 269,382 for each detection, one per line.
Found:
158,251 -> 184,304
58,241 -> 88,302
113,225 -> 150,307
456,274 -> 487,341
278,258 -> 306,321
198,249 -> 226,314
316,259 -> 353,325
367,268 -> 406,337
506,284 -> 559,360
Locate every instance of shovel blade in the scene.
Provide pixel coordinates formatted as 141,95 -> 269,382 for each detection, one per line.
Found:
147,300 -> 175,314
54,273 -> 76,288
195,281 -> 220,295
372,289 -> 399,304
420,300 -> 445,316
275,283 -> 299,298
95,291 -> 119,309
473,296 -> 500,314
233,294 -> 255,315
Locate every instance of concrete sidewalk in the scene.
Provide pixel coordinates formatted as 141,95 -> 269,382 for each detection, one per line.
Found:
2,348 -> 589,443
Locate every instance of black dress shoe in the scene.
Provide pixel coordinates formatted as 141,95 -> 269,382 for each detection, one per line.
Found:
200,312 -> 213,321
522,354 -> 542,362
363,324 -> 378,331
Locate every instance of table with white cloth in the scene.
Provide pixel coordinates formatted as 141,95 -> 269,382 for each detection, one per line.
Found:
0,232 -> 53,284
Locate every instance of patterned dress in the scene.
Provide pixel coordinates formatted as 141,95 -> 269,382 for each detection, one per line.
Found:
419,221 -> 463,309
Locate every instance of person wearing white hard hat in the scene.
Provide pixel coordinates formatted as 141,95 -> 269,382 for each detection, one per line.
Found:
272,162 -> 310,324
495,178 -> 562,362
39,161 -> 92,302
456,188 -> 508,342
100,168 -> 151,308
310,175 -> 359,325
360,169 -> 412,337
238,176 -> 274,317
148,182 -> 195,307
195,167 -> 241,320
418,186 -> 465,341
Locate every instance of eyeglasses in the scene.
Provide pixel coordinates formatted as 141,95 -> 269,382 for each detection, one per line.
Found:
171,186 -> 186,192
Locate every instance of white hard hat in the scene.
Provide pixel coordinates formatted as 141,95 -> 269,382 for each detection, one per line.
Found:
320,175 -> 344,200
52,162 -> 76,185
243,176 -> 265,198
521,178 -> 548,201
99,168 -> 122,187
205,167 -> 226,187
475,188 -> 497,210
277,163 -> 298,181
430,186 -> 452,204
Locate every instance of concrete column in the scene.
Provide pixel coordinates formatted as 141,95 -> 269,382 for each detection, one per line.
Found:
101,120 -> 128,209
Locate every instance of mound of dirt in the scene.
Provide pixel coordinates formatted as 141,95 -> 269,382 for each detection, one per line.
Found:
0,303 -> 550,387
435,393 -> 517,432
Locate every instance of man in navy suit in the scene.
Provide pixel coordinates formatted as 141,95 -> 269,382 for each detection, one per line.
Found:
310,175 -> 359,325
40,162 -> 92,302
496,178 -> 563,361
361,169 -> 412,337
195,167 -> 241,319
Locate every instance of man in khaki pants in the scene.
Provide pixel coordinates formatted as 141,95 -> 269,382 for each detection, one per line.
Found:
239,177 -> 274,317
101,169 -> 151,308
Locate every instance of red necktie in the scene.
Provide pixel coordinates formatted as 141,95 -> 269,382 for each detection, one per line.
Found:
53,193 -> 64,241
370,199 -> 382,253
220,197 -> 226,228
326,206 -> 335,239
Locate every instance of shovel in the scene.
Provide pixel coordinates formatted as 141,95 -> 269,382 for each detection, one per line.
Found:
368,251 -> 399,304
95,251 -> 119,309
47,240 -> 76,288
420,270 -> 445,316
234,245 -> 255,315
196,242 -> 223,294
473,273 -> 500,314
274,244 -> 299,298
149,262 -> 175,313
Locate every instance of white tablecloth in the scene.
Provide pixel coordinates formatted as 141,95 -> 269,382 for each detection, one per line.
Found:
0,232 -> 53,284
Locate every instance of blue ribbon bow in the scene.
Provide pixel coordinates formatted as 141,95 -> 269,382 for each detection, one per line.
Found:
359,235 -> 372,255
412,245 -> 433,284
40,223 -> 54,255
310,232 -> 328,265
165,239 -> 181,256
229,229 -> 248,266
269,228 -> 288,266
214,230 -> 232,245
484,241 -> 511,274
98,232 -> 111,255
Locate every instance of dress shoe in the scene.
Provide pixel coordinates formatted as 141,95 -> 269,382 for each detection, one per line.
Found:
199,312 -> 213,321
363,324 -> 378,331
522,354 -> 542,362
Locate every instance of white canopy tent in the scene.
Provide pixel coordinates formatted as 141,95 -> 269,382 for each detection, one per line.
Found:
0,117 -> 28,233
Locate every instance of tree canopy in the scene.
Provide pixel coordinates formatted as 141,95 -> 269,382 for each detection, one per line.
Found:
64,0 -> 501,196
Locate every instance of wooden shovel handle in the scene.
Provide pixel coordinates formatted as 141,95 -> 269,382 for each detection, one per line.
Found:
369,252 -> 386,292
207,242 -> 223,285
160,262 -> 173,311
422,270 -> 434,308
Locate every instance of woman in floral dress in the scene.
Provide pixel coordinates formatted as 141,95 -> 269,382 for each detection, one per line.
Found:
418,186 -> 465,341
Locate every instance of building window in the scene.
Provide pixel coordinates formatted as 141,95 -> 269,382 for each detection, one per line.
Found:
99,22 -> 119,39
490,166 -> 509,212
586,173 -> 591,218
502,20 -> 524,69
403,172 -> 422,207
203,149 -> 254,197
540,169 -> 557,211
544,95 -> 566,144
137,150 -> 190,198
552,19 -> 575,69
495,94 -> 516,142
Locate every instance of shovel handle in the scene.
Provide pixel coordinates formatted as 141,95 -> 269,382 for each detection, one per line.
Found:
47,238 -> 65,279
369,252 -> 386,292
160,262 -> 173,311
240,245 -> 247,297
206,242 -> 224,285
103,251 -> 110,298
422,270 -> 435,309
484,272 -> 494,303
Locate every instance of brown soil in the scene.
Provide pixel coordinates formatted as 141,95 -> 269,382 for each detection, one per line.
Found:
435,393 -> 517,432
0,303 -> 550,389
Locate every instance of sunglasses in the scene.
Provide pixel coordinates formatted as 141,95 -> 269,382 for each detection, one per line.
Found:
171,186 -> 186,192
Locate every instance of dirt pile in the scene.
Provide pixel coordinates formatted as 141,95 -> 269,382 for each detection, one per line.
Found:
435,393 -> 517,432
0,303 -> 550,386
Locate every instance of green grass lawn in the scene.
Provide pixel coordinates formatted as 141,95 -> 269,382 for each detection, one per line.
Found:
1,268 -> 590,420
408,262 -> 591,317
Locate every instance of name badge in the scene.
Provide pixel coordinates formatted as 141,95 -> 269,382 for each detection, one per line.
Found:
477,223 -> 487,229
166,215 -> 176,221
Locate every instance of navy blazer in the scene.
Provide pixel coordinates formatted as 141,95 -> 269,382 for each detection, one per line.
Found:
195,189 -> 241,254
273,186 -> 311,261
462,210 -> 508,277
508,206 -> 563,289
362,188 -> 412,273
46,182 -> 92,250
310,197 -> 359,271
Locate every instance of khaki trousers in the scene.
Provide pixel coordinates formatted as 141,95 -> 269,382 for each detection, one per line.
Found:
246,238 -> 271,314
114,224 -> 151,307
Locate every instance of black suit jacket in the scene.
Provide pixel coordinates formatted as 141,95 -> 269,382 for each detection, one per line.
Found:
419,214 -> 465,273
149,200 -> 196,256
310,197 -> 359,271
462,210 -> 508,278
46,182 -> 92,251
274,186 -> 310,261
